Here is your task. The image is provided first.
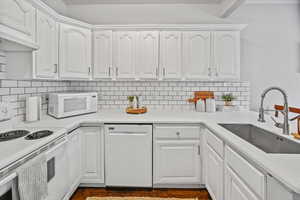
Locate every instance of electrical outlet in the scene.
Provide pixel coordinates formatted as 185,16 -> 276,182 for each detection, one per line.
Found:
0,102 -> 12,121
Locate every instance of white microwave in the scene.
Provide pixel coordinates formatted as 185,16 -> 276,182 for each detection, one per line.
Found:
48,92 -> 98,119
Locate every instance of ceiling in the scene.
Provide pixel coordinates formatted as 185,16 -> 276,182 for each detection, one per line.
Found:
63,0 -> 222,4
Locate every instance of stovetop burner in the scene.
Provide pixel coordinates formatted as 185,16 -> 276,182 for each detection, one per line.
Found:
25,130 -> 54,140
0,130 -> 30,142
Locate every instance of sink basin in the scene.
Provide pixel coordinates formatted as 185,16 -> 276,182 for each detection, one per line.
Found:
25,130 -> 54,140
0,130 -> 30,142
219,123 -> 300,154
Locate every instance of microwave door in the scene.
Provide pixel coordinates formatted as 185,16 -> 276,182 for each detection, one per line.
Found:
61,96 -> 89,117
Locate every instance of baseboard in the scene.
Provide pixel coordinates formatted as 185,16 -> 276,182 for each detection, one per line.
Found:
79,183 -> 106,187
153,184 -> 205,189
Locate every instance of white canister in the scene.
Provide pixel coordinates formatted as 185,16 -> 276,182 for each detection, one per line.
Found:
206,98 -> 216,113
26,96 -> 41,122
196,99 -> 206,112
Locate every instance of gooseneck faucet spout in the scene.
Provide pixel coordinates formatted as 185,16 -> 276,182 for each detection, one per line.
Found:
258,87 -> 290,135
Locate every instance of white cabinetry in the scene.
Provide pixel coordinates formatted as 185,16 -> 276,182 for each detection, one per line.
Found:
34,10 -> 58,79
113,31 -> 137,79
0,0 -> 36,49
153,125 -> 201,186
183,31 -> 211,80
204,130 -> 224,200
225,146 -> 265,200
136,31 -> 159,79
81,126 -> 105,185
93,30 -> 113,79
225,166 -> 260,200
206,145 -> 223,200
65,129 -> 82,199
59,23 -> 91,80
212,31 -> 240,80
159,31 -> 182,79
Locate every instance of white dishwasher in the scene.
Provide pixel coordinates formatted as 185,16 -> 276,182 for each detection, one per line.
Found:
105,124 -> 152,187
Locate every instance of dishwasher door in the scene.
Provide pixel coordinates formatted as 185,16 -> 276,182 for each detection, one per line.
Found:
105,125 -> 152,187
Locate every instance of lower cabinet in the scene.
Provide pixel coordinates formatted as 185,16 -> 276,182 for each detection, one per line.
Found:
153,124 -> 201,186
65,129 -> 82,199
205,144 -> 223,200
225,166 -> 260,200
81,126 -> 105,185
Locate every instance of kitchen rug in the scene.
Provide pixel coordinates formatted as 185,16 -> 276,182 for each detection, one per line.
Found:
87,197 -> 198,200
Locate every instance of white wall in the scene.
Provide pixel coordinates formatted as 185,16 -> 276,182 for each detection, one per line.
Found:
229,4 -> 300,111
66,4 -> 228,24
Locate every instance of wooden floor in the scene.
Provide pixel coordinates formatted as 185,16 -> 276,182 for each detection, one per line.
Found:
71,188 -> 212,200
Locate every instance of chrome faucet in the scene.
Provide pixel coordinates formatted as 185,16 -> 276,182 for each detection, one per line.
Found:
258,87 -> 290,135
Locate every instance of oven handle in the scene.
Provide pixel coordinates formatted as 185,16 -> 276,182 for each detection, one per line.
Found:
0,172 -> 16,187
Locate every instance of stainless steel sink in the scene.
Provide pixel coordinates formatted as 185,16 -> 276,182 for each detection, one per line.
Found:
219,123 -> 300,154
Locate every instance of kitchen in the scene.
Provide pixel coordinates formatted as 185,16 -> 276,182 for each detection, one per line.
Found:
0,0 -> 299,200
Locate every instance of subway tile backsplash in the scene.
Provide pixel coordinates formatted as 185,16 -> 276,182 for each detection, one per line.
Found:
0,79 -> 250,121
0,80 -> 70,121
69,80 -> 250,112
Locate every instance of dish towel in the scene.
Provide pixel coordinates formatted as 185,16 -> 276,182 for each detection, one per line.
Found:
17,153 -> 48,200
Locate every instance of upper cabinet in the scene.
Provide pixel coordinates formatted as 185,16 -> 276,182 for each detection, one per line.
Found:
0,0 -> 37,50
136,31 -> 159,80
113,31 -> 137,79
212,31 -> 240,80
159,31 -> 182,80
93,30 -> 113,79
34,10 -> 58,79
183,31 -> 211,80
59,23 -> 92,80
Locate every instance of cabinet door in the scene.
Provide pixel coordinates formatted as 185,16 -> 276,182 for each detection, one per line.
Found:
160,31 -> 182,79
113,31 -> 137,79
206,144 -> 224,200
81,127 -> 104,184
213,31 -> 240,80
59,23 -> 91,80
267,175 -> 293,200
154,140 -> 201,185
0,0 -> 35,41
183,32 -> 211,80
225,166 -> 260,200
136,31 -> 159,79
35,10 -> 58,79
94,30 -> 113,79
67,129 -> 82,195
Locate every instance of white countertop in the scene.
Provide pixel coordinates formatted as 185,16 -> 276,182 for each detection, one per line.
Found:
2,110 -> 300,194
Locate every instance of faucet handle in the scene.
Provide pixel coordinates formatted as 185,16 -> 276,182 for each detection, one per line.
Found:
271,116 -> 284,128
290,115 -> 300,121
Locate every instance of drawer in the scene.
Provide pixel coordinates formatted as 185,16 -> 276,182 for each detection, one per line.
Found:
225,146 -> 266,199
154,125 -> 200,139
205,130 -> 224,158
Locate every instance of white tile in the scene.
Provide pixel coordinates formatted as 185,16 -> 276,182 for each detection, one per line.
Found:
1,80 -> 17,87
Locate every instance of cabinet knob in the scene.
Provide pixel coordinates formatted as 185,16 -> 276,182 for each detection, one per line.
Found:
176,132 -> 180,136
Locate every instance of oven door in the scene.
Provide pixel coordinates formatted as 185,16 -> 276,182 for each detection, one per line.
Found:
0,173 -> 19,200
58,94 -> 92,118
46,139 -> 68,200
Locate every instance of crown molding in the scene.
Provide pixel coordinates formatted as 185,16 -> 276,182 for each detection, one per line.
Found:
246,0 -> 299,4
93,24 -> 248,31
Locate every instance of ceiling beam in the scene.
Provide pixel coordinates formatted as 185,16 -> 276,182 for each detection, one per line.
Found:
219,0 -> 246,18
